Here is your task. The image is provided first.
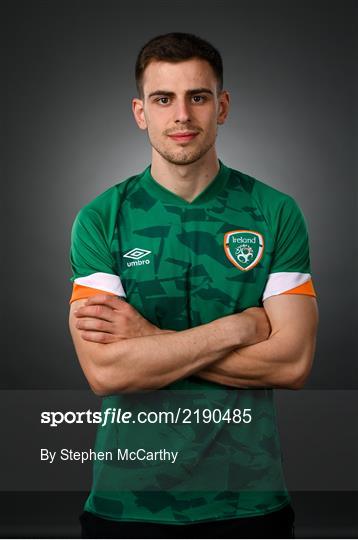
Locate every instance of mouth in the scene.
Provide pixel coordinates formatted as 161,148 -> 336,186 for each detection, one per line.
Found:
168,132 -> 199,143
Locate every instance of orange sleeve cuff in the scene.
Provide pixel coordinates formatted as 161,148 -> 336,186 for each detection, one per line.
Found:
69,283 -> 117,304
281,278 -> 316,297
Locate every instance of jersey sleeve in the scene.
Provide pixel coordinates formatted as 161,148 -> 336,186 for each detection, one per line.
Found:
69,207 -> 126,303
262,196 -> 316,301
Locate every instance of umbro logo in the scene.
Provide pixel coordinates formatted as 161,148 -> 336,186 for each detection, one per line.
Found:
123,248 -> 151,260
123,248 -> 152,268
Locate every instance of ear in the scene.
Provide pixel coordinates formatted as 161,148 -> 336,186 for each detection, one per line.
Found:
217,90 -> 230,125
132,97 -> 148,130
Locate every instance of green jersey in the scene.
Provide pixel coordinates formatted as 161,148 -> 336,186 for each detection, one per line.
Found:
70,160 -> 315,524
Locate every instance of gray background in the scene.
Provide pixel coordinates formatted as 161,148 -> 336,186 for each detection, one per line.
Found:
3,0 -> 358,537
5,0 -> 357,390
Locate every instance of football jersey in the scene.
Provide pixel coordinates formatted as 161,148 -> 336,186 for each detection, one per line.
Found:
69,160 -> 316,524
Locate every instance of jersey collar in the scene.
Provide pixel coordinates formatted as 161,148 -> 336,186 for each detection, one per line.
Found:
140,159 -> 231,206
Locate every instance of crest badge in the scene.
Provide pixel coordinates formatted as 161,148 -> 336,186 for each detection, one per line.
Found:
224,230 -> 264,271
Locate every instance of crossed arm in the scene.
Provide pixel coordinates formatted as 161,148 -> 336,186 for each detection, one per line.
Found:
69,293 -> 318,395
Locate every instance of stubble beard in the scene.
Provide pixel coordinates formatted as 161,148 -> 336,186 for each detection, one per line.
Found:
148,130 -> 218,166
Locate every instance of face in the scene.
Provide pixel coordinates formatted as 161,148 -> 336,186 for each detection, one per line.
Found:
132,58 -> 230,166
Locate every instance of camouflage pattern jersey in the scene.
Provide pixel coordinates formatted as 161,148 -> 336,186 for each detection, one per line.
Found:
69,159 -> 316,523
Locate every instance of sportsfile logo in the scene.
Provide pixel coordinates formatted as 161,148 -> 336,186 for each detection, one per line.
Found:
123,248 -> 151,267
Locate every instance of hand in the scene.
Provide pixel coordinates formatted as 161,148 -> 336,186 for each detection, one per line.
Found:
73,294 -> 163,343
241,307 -> 271,344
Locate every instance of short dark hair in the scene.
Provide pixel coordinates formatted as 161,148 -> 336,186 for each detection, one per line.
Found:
135,32 -> 223,99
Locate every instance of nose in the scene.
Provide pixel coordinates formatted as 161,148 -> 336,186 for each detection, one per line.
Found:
174,97 -> 191,123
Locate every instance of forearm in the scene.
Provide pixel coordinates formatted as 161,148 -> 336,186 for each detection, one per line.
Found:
85,311 -> 261,394
191,295 -> 319,390
195,326 -> 317,390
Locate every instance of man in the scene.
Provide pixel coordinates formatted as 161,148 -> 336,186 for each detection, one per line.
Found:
69,32 -> 318,538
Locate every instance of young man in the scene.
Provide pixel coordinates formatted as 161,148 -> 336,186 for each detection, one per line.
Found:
69,32 -> 318,538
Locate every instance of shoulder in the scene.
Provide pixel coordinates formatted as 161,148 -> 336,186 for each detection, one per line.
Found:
227,166 -> 304,226
229,166 -> 295,207
70,173 -> 143,250
73,173 -> 141,227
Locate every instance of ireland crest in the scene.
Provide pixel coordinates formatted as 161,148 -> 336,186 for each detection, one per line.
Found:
224,230 -> 264,271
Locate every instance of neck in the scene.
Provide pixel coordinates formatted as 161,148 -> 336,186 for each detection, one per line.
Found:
150,148 -> 220,203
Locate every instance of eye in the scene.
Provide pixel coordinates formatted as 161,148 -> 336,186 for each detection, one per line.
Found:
155,97 -> 170,105
192,95 -> 206,103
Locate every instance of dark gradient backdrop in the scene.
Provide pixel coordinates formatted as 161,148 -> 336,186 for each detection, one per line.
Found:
5,0 -> 357,390
3,1 -> 358,538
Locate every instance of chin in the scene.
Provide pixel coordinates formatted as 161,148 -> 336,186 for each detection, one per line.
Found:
168,155 -> 200,165
156,145 -> 214,166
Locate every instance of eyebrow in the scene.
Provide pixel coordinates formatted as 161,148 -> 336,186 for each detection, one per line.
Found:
147,87 -> 214,99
